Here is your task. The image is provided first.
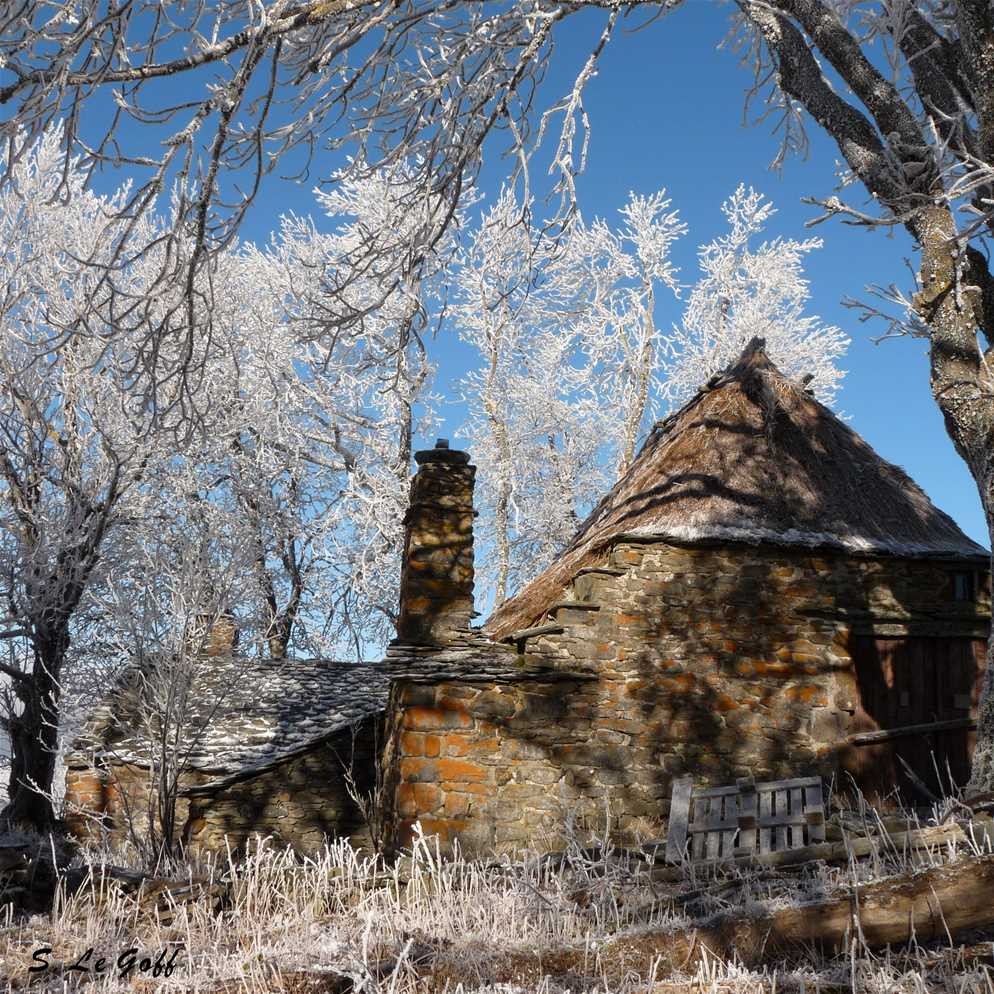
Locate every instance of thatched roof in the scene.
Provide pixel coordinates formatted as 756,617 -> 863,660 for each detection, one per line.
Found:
486,338 -> 989,639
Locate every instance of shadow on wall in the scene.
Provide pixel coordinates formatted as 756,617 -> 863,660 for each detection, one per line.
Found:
477,396 -> 986,841
182,712 -> 382,855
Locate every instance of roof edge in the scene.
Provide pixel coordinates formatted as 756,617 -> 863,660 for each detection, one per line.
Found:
610,523 -> 990,561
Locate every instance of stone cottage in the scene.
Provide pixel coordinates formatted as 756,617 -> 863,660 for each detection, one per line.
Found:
380,338 -> 991,855
67,339 -> 991,856
64,637 -> 389,852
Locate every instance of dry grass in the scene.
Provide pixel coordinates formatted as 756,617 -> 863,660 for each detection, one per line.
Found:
2,809 -> 994,994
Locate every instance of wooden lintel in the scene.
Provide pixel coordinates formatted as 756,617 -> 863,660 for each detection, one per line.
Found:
850,716 -> 977,746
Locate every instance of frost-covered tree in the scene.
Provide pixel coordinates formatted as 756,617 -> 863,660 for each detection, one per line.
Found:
228,163 -> 455,654
0,132 -> 450,829
662,184 -> 848,407
565,190 -> 686,476
0,2 -> 623,418
0,129 -> 176,830
453,190 -> 614,605
457,184 -> 846,606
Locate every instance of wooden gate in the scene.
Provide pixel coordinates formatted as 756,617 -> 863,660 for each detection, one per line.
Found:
665,775 -> 826,864
848,636 -> 986,803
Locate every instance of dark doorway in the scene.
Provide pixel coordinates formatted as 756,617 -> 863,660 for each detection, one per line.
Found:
848,636 -> 986,803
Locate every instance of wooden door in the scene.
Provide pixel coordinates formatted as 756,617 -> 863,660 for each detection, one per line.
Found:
848,636 -> 986,803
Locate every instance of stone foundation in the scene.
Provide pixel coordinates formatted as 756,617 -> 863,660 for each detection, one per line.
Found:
385,541 -> 991,855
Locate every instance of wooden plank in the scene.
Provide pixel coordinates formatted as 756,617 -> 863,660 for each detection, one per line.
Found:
755,776 -> 822,791
759,787 -> 772,855
850,717 -> 976,745
693,783 -> 743,799
803,782 -> 825,844
773,789 -> 788,852
705,795 -> 722,861
665,777 -> 693,863
695,776 -> 820,796
789,786 -> 804,849
736,779 -> 758,857
691,796 -> 707,862
721,793 -> 739,859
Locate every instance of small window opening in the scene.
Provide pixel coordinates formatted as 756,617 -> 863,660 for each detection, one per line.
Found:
952,571 -> 975,601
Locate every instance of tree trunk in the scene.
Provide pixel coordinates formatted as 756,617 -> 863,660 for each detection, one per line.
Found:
910,205 -> 994,794
618,286 -> 656,478
1,636 -> 65,831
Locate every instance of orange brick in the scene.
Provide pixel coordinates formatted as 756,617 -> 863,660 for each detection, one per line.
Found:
403,705 -> 472,731
396,783 -> 417,817
442,781 -> 490,795
417,817 -> 470,843
436,758 -> 487,782
412,783 -> 442,811
467,737 -> 499,757
399,757 -> 437,781
424,734 -> 442,758
444,792 -> 473,817
443,734 -> 470,757
400,731 -> 425,755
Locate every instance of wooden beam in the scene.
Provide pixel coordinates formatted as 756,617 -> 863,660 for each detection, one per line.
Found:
850,716 -> 976,745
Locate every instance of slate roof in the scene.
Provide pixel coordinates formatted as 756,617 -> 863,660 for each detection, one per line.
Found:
487,338 -> 990,638
67,656 -> 390,786
381,635 -> 596,683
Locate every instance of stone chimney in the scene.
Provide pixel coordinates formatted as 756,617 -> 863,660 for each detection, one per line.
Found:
189,611 -> 239,657
396,439 -> 476,645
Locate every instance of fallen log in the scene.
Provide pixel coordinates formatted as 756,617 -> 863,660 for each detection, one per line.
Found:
493,853 -> 994,985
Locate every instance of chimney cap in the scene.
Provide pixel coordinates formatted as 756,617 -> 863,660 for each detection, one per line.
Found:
414,439 -> 470,466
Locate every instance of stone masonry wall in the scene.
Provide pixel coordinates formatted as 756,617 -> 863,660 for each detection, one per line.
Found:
386,541 -> 991,856
65,715 -> 381,854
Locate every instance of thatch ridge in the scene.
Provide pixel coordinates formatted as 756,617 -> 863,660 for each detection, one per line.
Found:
485,338 -> 988,639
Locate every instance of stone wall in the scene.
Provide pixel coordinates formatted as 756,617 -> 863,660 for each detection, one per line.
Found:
65,715 -> 382,854
385,541 -> 991,856
396,440 -> 476,645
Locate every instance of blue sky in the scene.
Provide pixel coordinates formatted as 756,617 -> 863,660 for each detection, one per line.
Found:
455,0 -> 984,551
82,1 -> 991,549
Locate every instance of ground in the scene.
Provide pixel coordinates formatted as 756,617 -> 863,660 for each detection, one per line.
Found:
2,796 -> 994,993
